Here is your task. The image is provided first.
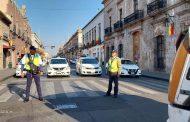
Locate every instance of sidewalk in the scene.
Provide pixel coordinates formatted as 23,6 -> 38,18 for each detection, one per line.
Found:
0,69 -> 16,82
141,70 -> 170,82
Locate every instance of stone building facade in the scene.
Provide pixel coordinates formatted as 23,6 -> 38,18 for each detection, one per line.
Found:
31,33 -> 43,49
0,10 -> 12,69
0,0 -> 32,68
102,0 -> 190,73
63,28 -> 83,59
82,9 -> 105,64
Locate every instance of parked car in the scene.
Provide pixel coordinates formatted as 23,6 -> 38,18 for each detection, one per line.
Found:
76,57 -> 102,76
16,62 -> 26,77
47,58 -> 70,77
106,58 -> 141,77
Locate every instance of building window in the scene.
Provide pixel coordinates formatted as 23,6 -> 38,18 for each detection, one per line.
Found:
109,16 -> 112,27
87,32 -> 88,43
119,9 -> 122,20
106,46 -> 110,61
156,35 -> 165,69
98,23 -> 101,41
134,0 -> 138,11
94,26 -> 96,42
13,24 -> 16,33
118,44 -> 123,58
92,29 -> 94,43
111,45 -> 114,51
89,30 -> 91,42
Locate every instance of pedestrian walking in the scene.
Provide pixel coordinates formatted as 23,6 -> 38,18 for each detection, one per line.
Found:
105,50 -> 122,98
21,46 -> 43,102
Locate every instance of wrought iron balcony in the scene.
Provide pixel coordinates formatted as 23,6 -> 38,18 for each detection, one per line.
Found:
114,20 -> 123,31
147,0 -> 167,14
105,27 -> 112,36
124,10 -> 144,25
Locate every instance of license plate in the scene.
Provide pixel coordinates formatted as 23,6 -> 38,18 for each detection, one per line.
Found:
131,72 -> 135,75
91,70 -> 95,73
57,72 -> 62,74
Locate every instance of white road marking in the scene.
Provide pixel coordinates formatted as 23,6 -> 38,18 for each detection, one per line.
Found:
74,81 -> 100,97
100,79 -> 159,95
0,85 -> 6,91
134,79 -> 168,89
0,90 -> 13,102
98,80 -> 141,95
88,80 -> 108,92
54,103 -> 77,110
44,82 -> 56,99
61,81 -> 78,98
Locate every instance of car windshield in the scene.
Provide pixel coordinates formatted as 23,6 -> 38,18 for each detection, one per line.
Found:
121,60 -> 134,65
82,59 -> 98,64
51,59 -> 67,64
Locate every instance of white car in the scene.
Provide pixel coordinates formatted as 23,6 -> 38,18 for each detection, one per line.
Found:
106,59 -> 141,77
16,62 -> 27,77
47,58 -> 70,77
76,57 -> 102,76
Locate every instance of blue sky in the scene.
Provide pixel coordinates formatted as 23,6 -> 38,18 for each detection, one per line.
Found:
16,0 -> 103,56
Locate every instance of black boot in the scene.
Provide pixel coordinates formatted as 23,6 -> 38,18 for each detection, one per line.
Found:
39,97 -> 44,101
24,98 -> 29,102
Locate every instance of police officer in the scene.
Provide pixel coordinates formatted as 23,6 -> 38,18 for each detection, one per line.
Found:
105,50 -> 122,98
21,46 -> 43,102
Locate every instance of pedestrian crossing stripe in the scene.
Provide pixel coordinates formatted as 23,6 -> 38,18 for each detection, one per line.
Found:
61,81 -> 78,98
0,85 -> 6,91
99,79 -> 159,95
43,82 -> 56,99
0,90 -> 13,102
74,81 -> 100,97
0,79 -> 163,103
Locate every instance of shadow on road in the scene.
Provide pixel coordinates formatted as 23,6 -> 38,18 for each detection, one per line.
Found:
43,89 -> 168,122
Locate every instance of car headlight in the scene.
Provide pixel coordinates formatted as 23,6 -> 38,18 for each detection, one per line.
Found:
66,67 -> 70,70
48,67 -> 53,70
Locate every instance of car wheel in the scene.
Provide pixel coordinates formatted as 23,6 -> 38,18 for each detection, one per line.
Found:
97,74 -> 102,77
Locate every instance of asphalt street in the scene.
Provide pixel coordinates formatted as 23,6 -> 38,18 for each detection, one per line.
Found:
0,64 -> 168,122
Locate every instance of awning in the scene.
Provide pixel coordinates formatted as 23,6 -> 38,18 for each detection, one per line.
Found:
3,45 -> 11,49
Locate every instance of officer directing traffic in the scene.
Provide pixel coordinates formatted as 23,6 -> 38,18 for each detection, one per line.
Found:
106,50 -> 122,98
21,46 -> 43,102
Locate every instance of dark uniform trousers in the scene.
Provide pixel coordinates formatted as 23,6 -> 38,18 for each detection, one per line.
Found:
107,74 -> 119,96
26,72 -> 42,99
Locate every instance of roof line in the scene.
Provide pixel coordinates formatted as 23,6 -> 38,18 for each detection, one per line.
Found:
82,8 -> 104,30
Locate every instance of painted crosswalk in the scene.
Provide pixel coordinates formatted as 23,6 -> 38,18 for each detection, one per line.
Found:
0,78 -> 166,103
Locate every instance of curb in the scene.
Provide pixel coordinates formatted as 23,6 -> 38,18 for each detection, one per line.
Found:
142,74 -> 169,82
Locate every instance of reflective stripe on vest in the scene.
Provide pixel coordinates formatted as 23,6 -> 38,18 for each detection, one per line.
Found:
24,54 -> 40,70
108,57 -> 119,73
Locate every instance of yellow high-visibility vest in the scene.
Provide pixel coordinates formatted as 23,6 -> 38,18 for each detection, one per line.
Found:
24,54 -> 40,70
108,57 -> 120,73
